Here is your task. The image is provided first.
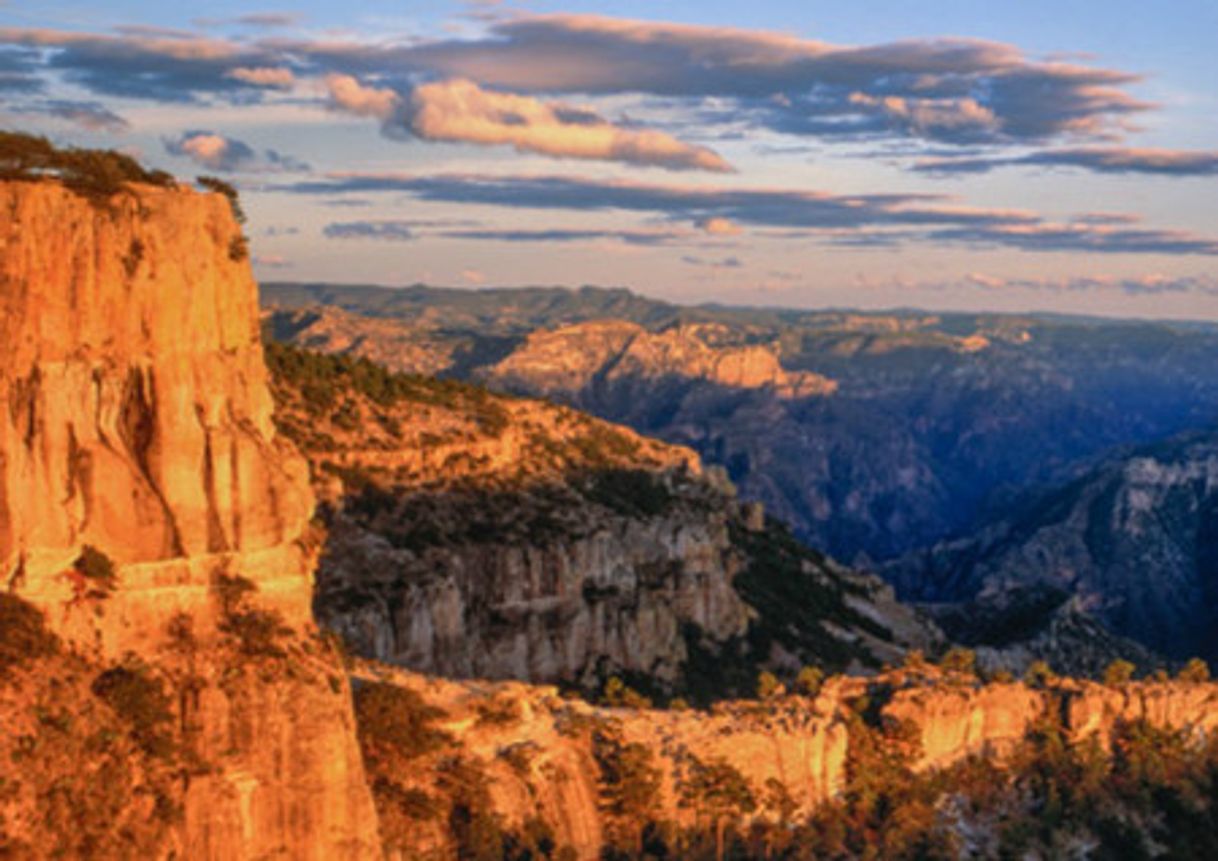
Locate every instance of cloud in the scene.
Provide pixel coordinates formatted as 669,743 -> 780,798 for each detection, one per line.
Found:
392,14 -> 1151,145
697,217 -> 743,236
960,273 -> 1218,297
681,255 -> 743,268
323,220 -> 418,240
8,98 -> 129,131
927,223 -> 1218,256
438,227 -> 689,246
324,74 -> 732,172
281,172 -> 1218,256
0,14 -> 1158,148
234,13 -> 300,28
460,268 -> 486,284
195,13 -> 301,29
323,220 -> 688,246
225,66 -> 295,88
324,73 -> 400,119
253,254 -> 293,268
0,45 -> 44,92
0,27 -> 278,101
916,147 -> 1218,177
164,130 -> 309,172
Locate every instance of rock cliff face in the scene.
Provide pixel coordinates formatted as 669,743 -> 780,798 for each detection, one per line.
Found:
891,430 -> 1218,662
0,180 -> 314,647
359,663 -> 1218,860
0,179 -> 379,858
486,320 -> 837,400
265,343 -> 939,698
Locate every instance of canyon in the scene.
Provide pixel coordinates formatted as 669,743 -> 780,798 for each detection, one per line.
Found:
5,166 -> 1218,859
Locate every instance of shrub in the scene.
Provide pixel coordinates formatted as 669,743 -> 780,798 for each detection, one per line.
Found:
940,647 -> 977,676
196,175 -> 246,224
0,593 -> 60,672
227,234 -> 249,262
795,666 -> 825,697
756,670 -> 782,700
355,682 -> 451,762
0,131 -> 176,203
76,544 -> 117,593
92,662 -> 176,759
1103,659 -> 1136,687
475,697 -> 522,727
212,573 -> 291,658
1179,658 -> 1211,683
1025,660 -> 1057,689
603,676 -> 651,709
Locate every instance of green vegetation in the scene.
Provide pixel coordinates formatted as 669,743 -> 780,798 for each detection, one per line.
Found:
938,646 -> 977,677
196,175 -> 245,224
0,130 -> 175,203
665,519 -> 893,705
584,704 -> 1218,860
1103,658 -> 1137,686
91,661 -> 176,760
1179,657 -> 1211,683
355,681 -> 451,762
594,728 -> 662,858
212,573 -> 292,658
265,340 -> 510,435
578,468 -> 677,518
355,688 -> 575,860
602,677 -> 652,709
75,544 -> 118,594
0,593 -> 60,673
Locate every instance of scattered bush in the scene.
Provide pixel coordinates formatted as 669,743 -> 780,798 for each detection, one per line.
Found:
91,662 -> 176,759
939,646 -> 977,677
1103,659 -> 1137,687
355,681 -> 451,762
1024,659 -> 1057,689
212,573 -> 291,658
755,670 -> 782,700
603,676 -> 652,709
0,593 -> 60,672
1179,657 -> 1211,683
795,666 -> 825,697
0,130 -> 176,203
196,175 -> 245,224
75,544 -> 118,594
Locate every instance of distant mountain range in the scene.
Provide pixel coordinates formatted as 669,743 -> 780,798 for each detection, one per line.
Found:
263,282 -> 1218,666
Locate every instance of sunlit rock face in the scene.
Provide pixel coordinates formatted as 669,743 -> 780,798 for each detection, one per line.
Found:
364,667 -> 1218,860
0,180 -> 314,647
0,179 -> 380,860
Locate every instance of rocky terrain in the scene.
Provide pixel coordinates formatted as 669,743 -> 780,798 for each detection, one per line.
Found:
10,143 -> 1218,860
265,342 -> 940,701
891,429 -> 1218,664
263,285 -> 1218,567
0,172 -> 380,859
352,659 -> 1218,860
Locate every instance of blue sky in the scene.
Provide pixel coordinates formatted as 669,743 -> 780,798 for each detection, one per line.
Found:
2,0 -> 1216,318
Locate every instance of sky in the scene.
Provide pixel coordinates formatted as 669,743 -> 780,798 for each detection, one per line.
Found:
1,0 -> 1216,319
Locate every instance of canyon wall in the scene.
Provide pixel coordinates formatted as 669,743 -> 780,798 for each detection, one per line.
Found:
371,665 -> 1218,860
0,179 -> 380,859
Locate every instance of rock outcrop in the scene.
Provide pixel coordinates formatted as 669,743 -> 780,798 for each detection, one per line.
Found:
359,662 -> 1218,860
0,178 -> 380,859
265,343 -> 939,697
486,320 -> 837,400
